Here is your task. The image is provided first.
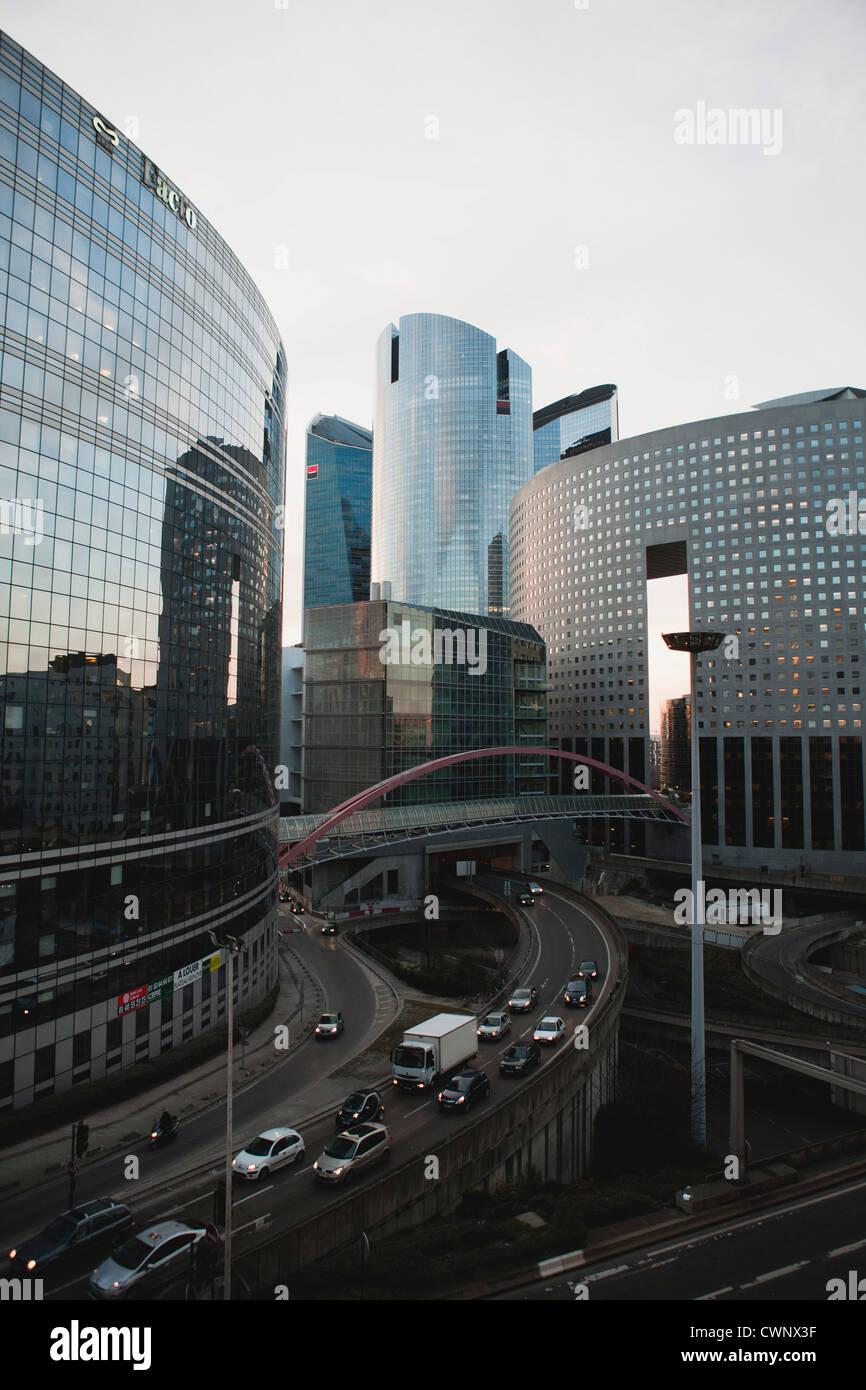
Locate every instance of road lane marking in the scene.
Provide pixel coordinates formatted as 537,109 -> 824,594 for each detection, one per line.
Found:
828,1237 -> 866,1258
740,1260 -> 808,1287
585,1263 -> 629,1282
406,1099 -> 432,1116
696,1287 -> 734,1300
235,1185 -> 272,1204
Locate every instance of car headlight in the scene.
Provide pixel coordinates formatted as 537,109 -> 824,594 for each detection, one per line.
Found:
313,1161 -> 319,1170
27,1259 -> 36,1271
352,1113 -> 359,1119
437,1093 -> 444,1101
334,1167 -> 343,1175
8,1249 -> 15,1260
456,1095 -> 465,1103
247,1164 -> 256,1171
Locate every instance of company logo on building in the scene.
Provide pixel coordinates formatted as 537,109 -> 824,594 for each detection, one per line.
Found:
142,156 -> 197,230
92,114 -> 119,152
306,464 -> 319,478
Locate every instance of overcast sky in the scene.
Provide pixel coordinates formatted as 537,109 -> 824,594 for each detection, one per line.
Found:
5,0 -> 865,726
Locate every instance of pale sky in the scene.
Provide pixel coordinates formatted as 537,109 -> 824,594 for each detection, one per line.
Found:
4,0 -> 864,725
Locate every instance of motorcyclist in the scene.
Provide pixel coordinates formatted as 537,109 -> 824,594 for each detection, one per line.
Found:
159,1107 -> 173,1132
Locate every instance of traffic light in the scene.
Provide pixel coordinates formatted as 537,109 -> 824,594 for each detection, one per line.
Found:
75,1121 -> 89,1157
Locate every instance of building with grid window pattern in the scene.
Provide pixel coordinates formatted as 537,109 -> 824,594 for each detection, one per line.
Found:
510,388 -> 866,873
0,34 -> 286,1107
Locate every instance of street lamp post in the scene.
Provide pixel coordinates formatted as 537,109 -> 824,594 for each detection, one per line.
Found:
208,930 -> 242,1300
662,630 -> 724,1148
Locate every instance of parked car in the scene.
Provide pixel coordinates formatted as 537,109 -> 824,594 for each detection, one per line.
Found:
437,1069 -> 491,1111
315,1011 -> 344,1038
507,986 -> 539,1012
563,978 -> 591,1008
313,1123 -> 391,1183
88,1220 -> 206,1300
517,892 -> 534,907
578,959 -> 599,979
9,1199 -> 135,1278
335,1090 -> 384,1130
477,1012 -> 511,1041
499,1041 -> 541,1076
533,1016 -> 566,1045
231,1127 -> 304,1181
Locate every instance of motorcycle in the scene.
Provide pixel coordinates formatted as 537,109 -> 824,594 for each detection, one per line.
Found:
149,1115 -> 180,1149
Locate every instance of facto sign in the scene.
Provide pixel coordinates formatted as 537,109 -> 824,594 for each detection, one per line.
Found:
142,156 -> 197,230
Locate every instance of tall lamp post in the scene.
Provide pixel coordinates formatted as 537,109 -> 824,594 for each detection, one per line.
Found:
662,630 -> 724,1148
208,930 -> 243,1300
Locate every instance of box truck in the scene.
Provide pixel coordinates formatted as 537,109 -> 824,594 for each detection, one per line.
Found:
391,1013 -> 478,1091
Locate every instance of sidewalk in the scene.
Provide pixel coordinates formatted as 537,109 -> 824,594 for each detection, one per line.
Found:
0,920 -> 324,1199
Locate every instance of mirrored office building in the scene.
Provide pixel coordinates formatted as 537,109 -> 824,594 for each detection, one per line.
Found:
0,34 -> 286,1106
371,313 -> 532,618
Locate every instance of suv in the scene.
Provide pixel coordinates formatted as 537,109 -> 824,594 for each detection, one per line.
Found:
507,986 -> 539,1012
437,1069 -> 490,1112
314,1122 -> 391,1184
499,1041 -> 541,1076
563,978 -> 591,1008
335,1090 -> 384,1130
9,1199 -> 135,1279
88,1220 -> 205,1300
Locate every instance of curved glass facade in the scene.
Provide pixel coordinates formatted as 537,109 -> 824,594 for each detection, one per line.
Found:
511,391 -> 866,872
371,313 -> 532,617
533,384 -> 619,472
0,34 -> 286,1106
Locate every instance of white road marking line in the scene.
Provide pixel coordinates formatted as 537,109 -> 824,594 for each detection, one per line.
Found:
234,1185 -> 272,1204
696,1286 -> 734,1300
585,1263 -> 629,1282
405,1099 -> 432,1116
828,1237 -> 866,1258
740,1260 -> 808,1287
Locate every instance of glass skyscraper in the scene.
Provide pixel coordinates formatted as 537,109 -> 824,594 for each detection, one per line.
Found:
303,413 -> 372,612
0,34 -> 286,1106
371,313 -> 532,617
533,384 -> 619,473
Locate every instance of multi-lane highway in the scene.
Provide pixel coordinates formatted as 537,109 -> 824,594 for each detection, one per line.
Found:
4,883 -> 613,1298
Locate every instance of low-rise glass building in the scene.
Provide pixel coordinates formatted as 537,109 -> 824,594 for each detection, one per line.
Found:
302,600 -> 548,813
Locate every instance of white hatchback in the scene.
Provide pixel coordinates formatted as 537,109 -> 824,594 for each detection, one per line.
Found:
232,1127 -> 304,1181
533,1016 -> 566,1045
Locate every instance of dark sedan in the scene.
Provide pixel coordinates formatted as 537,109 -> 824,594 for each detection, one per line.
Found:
437,1069 -> 490,1112
8,1199 -> 135,1279
499,1041 -> 541,1076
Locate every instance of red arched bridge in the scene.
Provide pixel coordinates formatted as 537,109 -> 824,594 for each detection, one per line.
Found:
278,746 -> 688,868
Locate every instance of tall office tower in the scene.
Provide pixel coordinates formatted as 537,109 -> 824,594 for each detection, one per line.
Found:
371,313 -> 533,616
533,384 -> 619,473
303,414 -> 372,611
659,695 -> 691,793
511,389 -> 866,873
302,600 -> 548,812
0,34 -> 287,1106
